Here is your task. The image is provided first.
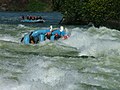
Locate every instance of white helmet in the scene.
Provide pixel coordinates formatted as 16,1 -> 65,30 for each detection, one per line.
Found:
60,26 -> 64,32
50,25 -> 53,31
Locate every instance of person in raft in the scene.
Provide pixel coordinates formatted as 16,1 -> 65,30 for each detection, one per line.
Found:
46,26 -> 69,41
21,25 -> 69,44
21,25 -> 52,44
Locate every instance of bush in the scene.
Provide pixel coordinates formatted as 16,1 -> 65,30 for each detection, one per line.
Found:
26,0 -> 49,12
60,0 -> 120,26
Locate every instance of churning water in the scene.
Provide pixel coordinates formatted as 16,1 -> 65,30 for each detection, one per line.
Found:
0,12 -> 120,90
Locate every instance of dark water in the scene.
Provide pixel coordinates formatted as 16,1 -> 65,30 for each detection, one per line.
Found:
0,11 -> 120,90
0,11 -> 63,27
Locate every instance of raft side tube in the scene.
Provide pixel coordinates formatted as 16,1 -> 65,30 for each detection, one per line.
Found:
31,29 -> 50,37
23,34 -> 30,44
50,35 -> 55,41
39,34 -> 45,42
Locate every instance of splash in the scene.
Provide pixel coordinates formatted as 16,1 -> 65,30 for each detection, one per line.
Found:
61,26 -> 120,57
0,24 -> 120,90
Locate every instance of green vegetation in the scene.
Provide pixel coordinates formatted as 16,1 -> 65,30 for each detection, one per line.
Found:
54,0 -> 120,28
26,0 -> 51,12
0,0 -> 51,11
0,0 -> 120,28
83,0 -> 120,25
51,0 -> 65,11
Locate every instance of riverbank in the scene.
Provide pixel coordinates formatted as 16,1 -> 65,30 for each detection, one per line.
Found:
0,0 -> 120,30
59,17 -> 120,30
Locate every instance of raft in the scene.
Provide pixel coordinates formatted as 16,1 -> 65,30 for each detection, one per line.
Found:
21,26 -> 69,44
21,19 -> 45,23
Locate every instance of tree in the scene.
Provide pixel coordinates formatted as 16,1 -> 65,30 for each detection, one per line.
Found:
84,0 -> 120,25
51,0 -> 65,11
59,0 -> 120,26
61,0 -> 84,23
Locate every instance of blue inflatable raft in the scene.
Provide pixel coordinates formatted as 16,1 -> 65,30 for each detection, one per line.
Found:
21,26 -> 69,44
20,16 -> 45,23
21,19 -> 45,23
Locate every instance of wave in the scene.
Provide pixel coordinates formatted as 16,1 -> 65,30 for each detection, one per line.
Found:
1,24 -> 120,58
61,26 -> 120,57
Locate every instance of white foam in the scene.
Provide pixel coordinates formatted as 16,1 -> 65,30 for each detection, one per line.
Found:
11,84 -> 31,90
21,57 -> 65,86
0,26 -> 120,90
0,34 -> 18,42
17,24 -> 28,29
16,56 -> 80,90
61,26 -> 120,56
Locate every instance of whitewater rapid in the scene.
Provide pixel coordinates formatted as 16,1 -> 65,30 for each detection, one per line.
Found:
0,24 -> 120,90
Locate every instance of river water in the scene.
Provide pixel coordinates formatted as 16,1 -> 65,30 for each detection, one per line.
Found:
0,11 -> 120,90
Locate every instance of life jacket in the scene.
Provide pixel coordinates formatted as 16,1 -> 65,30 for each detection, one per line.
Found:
55,33 -> 58,37
32,16 -> 35,20
62,35 -> 69,40
46,32 -> 51,39
54,33 -> 61,40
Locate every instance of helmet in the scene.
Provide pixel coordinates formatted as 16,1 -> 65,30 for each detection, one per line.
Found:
50,25 -> 53,31
60,26 -> 64,32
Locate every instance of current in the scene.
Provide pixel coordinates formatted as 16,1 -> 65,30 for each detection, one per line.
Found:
0,11 -> 120,90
